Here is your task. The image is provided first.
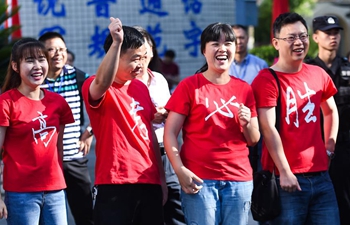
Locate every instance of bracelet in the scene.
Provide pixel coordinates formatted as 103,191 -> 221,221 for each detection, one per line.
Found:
86,126 -> 93,136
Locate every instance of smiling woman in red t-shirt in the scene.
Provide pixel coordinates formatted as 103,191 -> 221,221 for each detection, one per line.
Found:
0,38 -> 74,225
164,22 -> 260,225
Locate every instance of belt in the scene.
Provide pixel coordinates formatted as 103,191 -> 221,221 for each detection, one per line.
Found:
295,171 -> 325,177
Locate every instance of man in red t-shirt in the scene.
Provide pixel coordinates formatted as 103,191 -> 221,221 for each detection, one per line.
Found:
82,18 -> 167,225
251,13 -> 340,224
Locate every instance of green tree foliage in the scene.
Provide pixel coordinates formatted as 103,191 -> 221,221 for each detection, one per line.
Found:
0,3 -> 21,87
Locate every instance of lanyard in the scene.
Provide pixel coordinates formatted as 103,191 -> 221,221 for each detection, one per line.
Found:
45,75 -> 64,93
232,55 -> 250,80
45,67 -> 68,93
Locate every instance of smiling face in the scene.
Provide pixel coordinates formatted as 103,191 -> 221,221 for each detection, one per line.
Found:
115,44 -> 147,84
273,21 -> 309,64
203,32 -> 236,74
43,37 -> 67,74
13,49 -> 48,90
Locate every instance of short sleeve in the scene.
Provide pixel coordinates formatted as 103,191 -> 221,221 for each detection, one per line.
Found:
165,78 -> 192,116
0,97 -> 10,127
58,95 -> 75,125
251,69 -> 279,108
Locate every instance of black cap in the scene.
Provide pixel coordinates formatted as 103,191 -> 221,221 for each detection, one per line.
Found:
313,16 -> 343,33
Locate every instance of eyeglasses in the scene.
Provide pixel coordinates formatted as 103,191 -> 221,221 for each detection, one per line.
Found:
275,33 -> 309,43
47,47 -> 67,54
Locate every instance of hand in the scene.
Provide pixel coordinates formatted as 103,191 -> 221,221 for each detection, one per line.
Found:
0,199 -> 7,219
279,171 -> 302,193
108,17 -> 123,44
176,166 -> 203,194
238,103 -> 251,127
78,131 -> 93,156
153,107 -> 168,124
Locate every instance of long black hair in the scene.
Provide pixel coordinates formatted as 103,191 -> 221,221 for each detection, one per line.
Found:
2,38 -> 49,93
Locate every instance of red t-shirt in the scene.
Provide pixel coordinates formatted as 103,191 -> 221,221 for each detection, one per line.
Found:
0,89 -> 74,192
251,64 -> 337,173
82,77 -> 160,185
165,73 -> 257,181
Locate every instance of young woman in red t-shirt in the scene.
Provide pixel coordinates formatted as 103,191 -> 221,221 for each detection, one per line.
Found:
164,23 -> 260,225
0,38 -> 74,225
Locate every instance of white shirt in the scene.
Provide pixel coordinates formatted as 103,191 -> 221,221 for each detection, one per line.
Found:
148,71 -> 171,143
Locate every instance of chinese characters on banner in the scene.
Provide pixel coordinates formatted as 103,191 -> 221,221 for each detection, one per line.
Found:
18,0 -> 236,77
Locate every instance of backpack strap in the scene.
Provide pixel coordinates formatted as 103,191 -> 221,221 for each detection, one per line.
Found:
268,68 -> 281,174
268,68 -> 281,131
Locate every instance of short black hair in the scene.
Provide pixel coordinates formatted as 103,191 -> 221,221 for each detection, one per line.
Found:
231,24 -> 248,34
273,12 -> 308,37
38,31 -> 65,43
164,49 -> 176,58
103,26 -> 144,54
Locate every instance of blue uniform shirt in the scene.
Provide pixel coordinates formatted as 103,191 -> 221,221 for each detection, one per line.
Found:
229,54 -> 268,84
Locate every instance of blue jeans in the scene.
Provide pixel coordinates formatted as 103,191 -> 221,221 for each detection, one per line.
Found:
181,179 -> 253,225
270,171 -> 339,225
5,190 -> 67,225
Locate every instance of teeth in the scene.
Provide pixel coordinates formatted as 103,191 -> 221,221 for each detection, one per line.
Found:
216,56 -> 227,60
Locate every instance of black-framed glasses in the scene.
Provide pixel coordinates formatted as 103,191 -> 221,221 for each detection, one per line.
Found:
275,33 -> 309,43
47,47 -> 67,54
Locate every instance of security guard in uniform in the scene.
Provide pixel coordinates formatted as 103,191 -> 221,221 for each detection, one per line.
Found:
306,15 -> 350,225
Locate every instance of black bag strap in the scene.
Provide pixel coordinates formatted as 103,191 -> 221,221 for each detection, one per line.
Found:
75,68 -> 86,126
268,68 -> 281,175
75,68 -> 86,91
268,68 -> 281,132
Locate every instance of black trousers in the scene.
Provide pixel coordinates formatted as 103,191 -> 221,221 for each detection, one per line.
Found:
329,142 -> 350,225
94,184 -> 164,225
162,154 -> 186,225
63,158 -> 94,225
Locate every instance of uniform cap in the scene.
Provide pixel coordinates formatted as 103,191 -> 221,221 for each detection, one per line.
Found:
313,16 -> 343,32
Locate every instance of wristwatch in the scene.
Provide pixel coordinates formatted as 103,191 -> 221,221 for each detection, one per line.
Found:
86,126 -> 93,136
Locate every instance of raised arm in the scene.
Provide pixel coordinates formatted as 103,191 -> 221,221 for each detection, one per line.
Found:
89,17 -> 124,101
